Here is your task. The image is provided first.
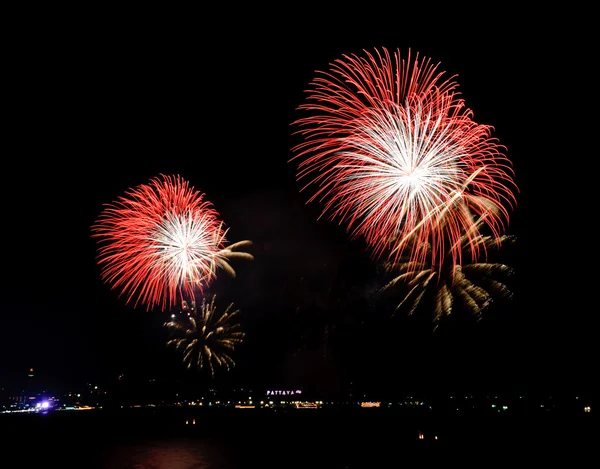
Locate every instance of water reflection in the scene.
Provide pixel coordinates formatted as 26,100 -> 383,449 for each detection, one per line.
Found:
103,437 -> 230,469
4,408 -> 594,468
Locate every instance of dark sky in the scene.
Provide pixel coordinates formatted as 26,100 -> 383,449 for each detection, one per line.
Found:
2,8 -> 594,397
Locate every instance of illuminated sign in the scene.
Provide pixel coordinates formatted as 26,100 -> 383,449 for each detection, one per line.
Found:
266,389 -> 302,396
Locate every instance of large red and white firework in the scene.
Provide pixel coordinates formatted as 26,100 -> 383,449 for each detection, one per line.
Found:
92,174 -> 253,311
290,47 -> 517,271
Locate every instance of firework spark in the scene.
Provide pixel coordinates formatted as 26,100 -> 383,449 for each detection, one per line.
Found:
91,174 -> 253,311
380,230 -> 515,325
164,295 -> 245,376
290,47 -> 517,272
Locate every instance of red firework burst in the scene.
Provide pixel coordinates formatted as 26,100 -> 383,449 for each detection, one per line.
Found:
92,174 -> 241,311
290,47 -> 517,271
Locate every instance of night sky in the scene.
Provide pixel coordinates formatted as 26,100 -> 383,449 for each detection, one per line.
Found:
2,8 -> 593,397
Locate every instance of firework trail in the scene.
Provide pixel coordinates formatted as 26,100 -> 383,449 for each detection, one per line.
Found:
164,294 -> 245,377
380,216 -> 515,325
92,174 -> 253,311
290,47 -> 517,273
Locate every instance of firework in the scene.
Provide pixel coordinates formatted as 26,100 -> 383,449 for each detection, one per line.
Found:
380,231 -> 515,325
290,47 -> 517,272
164,294 -> 244,376
91,174 -> 253,311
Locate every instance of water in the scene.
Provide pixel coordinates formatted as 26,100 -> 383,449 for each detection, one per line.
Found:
2,407 -> 595,468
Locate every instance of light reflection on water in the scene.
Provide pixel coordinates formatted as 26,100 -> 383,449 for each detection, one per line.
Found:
103,437 -> 229,469
3,408 -> 595,468
99,413 -> 378,469
102,416 -> 232,468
